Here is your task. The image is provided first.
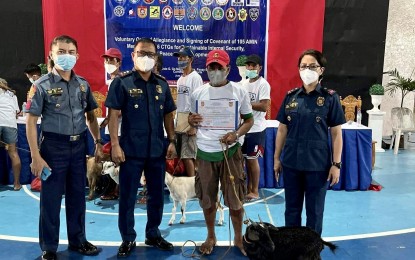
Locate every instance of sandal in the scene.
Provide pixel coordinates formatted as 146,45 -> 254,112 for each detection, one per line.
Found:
100,194 -> 118,200
199,239 -> 216,255
13,185 -> 22,191
245,194 -> 260,202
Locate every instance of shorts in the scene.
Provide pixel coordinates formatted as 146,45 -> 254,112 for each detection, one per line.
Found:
195,147 -> 246,210
177,133 -> 197,159
241,130 -> 265,159
0,126 -> 17,144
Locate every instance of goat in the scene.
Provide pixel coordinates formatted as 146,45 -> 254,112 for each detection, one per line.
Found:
243,219 -> 337,260
164,172 -> 224,226
86,156 -> 102,200
102,161 -> 119,184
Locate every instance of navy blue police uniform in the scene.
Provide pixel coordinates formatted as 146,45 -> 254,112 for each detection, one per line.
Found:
276,84 -> 346,235
26,68 -> 98,252
105,70 -> 176,242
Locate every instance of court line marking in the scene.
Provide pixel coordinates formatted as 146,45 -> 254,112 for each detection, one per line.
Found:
18,185 -> 415,243
3,227 -> 415,245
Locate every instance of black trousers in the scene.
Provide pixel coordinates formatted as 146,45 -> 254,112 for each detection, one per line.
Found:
39,135 -> 87,252
282,166 -> 329,235
118,156 -> 166,242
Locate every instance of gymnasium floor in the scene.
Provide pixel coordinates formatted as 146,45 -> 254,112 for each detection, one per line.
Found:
1,142 -> 415,259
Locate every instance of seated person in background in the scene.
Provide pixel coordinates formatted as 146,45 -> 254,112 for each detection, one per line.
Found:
0,78 -> 22,191
24,63 -> 42,84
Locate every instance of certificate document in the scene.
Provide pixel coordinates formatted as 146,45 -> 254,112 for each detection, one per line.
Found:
196,100 -> 238,130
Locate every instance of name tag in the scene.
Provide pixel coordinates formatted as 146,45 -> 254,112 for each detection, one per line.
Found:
128,89 -> 143,97
47,88 -> 64,96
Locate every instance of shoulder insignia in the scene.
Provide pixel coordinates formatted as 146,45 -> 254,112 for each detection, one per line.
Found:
76,75 -> 87,81
120,70 -> 132,77
287,87 -> 299,95
154,73 -> 167,83
323,87 -> 336,95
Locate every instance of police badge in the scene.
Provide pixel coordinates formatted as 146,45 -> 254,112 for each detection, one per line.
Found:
156,85 -> 162,94
316,97 -> 325,106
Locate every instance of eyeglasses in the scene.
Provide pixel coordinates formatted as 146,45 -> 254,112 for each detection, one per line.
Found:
299,64 -> 321,71
134,51 -> 157,59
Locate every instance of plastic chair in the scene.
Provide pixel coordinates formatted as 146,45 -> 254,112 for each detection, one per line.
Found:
390,107 -> 415,154
340,95 -> 362,121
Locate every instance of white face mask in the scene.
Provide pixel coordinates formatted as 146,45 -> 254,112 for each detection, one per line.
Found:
208,70 -> 228,86
300,69 -> 319,85
135,56 -> 155,72
104,64 -> 118,74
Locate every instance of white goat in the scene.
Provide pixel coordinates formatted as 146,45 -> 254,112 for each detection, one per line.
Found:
102,161 -> 119,184
165,172 -> 224,226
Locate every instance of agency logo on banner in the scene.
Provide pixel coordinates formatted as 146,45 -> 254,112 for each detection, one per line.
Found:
105,0 -> 268,82
137,6 -> 148,18
201,0 -> 214,5
249,8 -> 259,21
162,6 -> 173,19
187,6 -> 198,20
174,6 -> 185,20
149,6 -> 160,19
226,7 -> 237,22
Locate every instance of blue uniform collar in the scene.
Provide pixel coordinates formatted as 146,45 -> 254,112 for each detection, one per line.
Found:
132,69 -> 158,83
299,84 -> 323,95
50,67 -> 76,82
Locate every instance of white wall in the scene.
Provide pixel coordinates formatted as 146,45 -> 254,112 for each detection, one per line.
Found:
381,0 -> 415,136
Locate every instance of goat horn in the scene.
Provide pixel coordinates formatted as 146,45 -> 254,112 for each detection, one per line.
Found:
258,215 -> 263,224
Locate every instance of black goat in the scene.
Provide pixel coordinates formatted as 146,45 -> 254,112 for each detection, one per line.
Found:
243,220 -> 337,260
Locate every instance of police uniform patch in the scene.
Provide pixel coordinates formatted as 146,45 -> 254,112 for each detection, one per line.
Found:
316,97 -> 325,106
156,85 -> 162,93
287,87 -> 299,94
323,87 -> 336,95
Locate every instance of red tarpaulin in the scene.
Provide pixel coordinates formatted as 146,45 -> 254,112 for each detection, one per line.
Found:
42,0 -> 325,118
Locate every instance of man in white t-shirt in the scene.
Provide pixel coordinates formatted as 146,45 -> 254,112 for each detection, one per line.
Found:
188,49 -> 253,256
242,54 -> 271,201
0,78 -> 21,191
173,46 -> 203,177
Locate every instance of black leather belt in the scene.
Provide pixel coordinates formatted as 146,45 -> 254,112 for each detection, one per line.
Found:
42,131 -> 86,142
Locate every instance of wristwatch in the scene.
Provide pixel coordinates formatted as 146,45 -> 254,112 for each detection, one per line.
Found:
94,138 -> 103,145
332,161 -> 342,169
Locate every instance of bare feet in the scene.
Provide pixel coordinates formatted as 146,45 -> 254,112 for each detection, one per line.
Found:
13,184 -> 22,191
234,236 -> 247,256
199,237 -> 217,255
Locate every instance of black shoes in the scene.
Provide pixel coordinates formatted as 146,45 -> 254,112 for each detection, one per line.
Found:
41,251 -> 57,260
68,241 -> 99,256
117,241 -> 136,258
145,237 -> 174,251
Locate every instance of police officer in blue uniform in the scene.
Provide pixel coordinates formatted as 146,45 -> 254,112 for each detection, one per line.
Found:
26,35 -> 103,260
105,38 -> 177,258
274,49 -> 346,235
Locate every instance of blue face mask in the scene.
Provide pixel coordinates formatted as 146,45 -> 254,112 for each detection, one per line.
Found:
178,60 -> 189,70
246,69 -> 259,79
55,54 -> 77,71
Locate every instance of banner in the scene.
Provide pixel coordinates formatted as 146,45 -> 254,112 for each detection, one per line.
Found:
105,0 -> 268,84
42,0 -> 325,118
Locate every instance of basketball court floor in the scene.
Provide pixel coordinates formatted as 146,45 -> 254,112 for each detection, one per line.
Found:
1,141 -> 415,259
